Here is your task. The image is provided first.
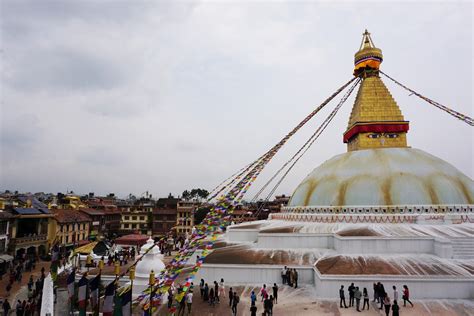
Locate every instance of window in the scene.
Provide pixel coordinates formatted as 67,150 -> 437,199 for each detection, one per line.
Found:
132,216 -> 137,221
124,216 -> 129,220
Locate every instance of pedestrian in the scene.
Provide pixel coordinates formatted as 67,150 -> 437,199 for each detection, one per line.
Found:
250,290 -> 257,305
260,284 -> 267,302
379,283 -> 386,310
167,288 -> 173,309
28,276 -> 33,291
373,282 -> 378,302
250,301 -> 257,316
269,295 -> 274,315
229,287 -> 234,307
219,278 -> 226,298
3,299 -> 11,316
272,283 -> 278,304
214,281 -> 219,303
392,300 -> 400,316
354,286 -> 362,312
383,295 -> 391,316
362,287 -> 369,310
293,269 -> 298,288
15,299 -> 23,316
402,285 -> 414,307
231,292 -> 239,316
348,283 -> 355,307
203,283 -> 209,302
199,279 -> 205,299
177,295 -> 186,316
281,266 -> 287,285
209,288 -> 215,306
186,291 -> 193,315
286,268 -> 292,287
339,285 -> 348,308
264,295 -> 271,315
392,285 -> 398,302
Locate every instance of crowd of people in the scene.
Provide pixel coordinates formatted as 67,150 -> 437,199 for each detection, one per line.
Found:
280,266 -> 298,288
1,257 -> 47,316
339,282 -> 414,315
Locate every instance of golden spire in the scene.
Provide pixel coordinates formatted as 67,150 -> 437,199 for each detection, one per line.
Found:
344,30 -> 409,152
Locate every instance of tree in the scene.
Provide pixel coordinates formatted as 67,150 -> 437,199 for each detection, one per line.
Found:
182,188 -> 209,201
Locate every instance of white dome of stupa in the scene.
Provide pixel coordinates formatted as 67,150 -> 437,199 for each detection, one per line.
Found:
135,238 -> 165,278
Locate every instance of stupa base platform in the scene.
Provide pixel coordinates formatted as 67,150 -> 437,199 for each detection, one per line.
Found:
196,218 -> 474,299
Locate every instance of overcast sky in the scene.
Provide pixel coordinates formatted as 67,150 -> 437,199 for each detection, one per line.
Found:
1,1 -> 472,199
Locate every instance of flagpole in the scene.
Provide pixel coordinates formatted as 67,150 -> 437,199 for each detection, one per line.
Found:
96,259 -> 104,316
149,270 -> 155,316
129,267 -> 135,316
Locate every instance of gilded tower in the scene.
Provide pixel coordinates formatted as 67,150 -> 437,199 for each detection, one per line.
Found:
344,30 -> 409,151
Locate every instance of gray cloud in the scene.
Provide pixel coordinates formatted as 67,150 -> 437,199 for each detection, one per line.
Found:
0,1 -> 472,197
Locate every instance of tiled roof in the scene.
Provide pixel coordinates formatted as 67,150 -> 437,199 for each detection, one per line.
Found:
78,208 -> 105,216
53,209 -> 92,223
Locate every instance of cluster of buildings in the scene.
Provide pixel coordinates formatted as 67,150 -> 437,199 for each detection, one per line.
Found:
0,191 -> 289,265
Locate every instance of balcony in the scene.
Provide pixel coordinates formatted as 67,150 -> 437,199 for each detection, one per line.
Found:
11,234 -> 48,246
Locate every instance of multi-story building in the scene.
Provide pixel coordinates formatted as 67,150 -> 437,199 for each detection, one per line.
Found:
85,198 -> 121,237
7,196 -> 55,259
176,201 -> 199,235
78,208 -> 106,240
119,205 -> 152,235
52,209 -> 92,249
152,197 -> 180,237
0,211 -> 12,253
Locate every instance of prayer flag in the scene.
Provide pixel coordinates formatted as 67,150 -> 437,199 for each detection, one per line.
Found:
67,270 -> 75,299
120,286 -> 132,316
89,273 -> 101,310
78,275 -> 88,316
103,281 -> 116,316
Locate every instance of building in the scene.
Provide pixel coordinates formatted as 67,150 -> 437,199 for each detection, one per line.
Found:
52,209 -> 92,248
78,208 -> 106,240
176,201 -> 199,234
152,197 -> 180,237
119,205 -> 152,236
197,31 -> 474,299
0,211 -> 12,253
85,198 -> 121,237
7,196 -> 55,258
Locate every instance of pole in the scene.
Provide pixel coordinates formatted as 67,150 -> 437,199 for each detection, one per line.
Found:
96,259 -> 104,316
149,270 -> 155,316
129,267 -> 135,316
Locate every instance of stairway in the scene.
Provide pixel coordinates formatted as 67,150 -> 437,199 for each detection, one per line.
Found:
450,237 -> 474,260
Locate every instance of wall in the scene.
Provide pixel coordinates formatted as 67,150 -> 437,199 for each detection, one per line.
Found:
196,264 -> 314,285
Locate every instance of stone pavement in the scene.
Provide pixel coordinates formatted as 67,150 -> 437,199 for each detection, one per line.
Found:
155,284 -> 474,316
0,260 -> 51,303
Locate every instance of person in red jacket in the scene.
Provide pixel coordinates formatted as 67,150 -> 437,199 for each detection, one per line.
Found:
402,285 -> 414,307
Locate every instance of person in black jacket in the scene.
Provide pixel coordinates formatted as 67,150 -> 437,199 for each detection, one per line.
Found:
339,285 -> 348,308
348,283 -> 355,307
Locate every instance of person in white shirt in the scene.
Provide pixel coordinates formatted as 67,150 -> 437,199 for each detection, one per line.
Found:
392,285 -> 399,302
186,291 -> 193,315
281,266 -> 287,284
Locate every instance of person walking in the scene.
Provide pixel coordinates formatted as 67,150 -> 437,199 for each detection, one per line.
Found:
260,284 -> 267,302
250,290 -> 257,305
231,292 -> 239,316
354,286 -> 362,312
272,283 -> 278,304
392,300 -> 400,316
186,291 -> 193,315
15,299 -> 23,316
203,283 -> 209,302
379,283 -> 386,310
229,287 -> 234,307
209,288 -> 215,306
269,295 -> 274,315
250,301 -> 258,316
199,279 -> 205,299
286,268 -> 292,287
402,285 -> 414,307
294,269 -> 299,288
392,286 -> 398,302
3,299 -> 11,316
214,281 -> 219,303
373,283 -> 378,302
219,278 -> 226,298
264,296 -> 271,316
281,266 -> 287,285
339,285 -> 348,308
383,295 -> 391,316
348,283 -> 355,307
362,287 -> 370,310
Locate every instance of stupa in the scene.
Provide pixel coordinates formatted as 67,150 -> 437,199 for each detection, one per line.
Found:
130,237 -> 165,297
196,30 -> 474,299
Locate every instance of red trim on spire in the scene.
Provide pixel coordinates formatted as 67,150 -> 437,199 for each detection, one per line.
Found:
343,122 -> 409,143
